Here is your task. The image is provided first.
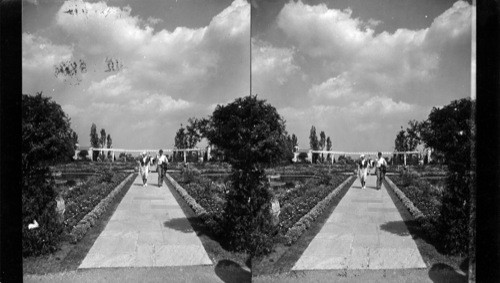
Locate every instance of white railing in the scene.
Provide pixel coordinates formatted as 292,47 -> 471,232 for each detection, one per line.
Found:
294,150 -> 425,166
87,147 -> 205,163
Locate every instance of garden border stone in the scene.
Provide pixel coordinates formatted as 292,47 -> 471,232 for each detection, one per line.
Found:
164,173 -> 209,220
68,173 -> 135,243
283,175 -> 355,246
384,176 -> 426,220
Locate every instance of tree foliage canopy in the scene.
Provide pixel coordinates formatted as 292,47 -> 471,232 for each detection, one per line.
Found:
326,136 -> 332,151
205,95 -> 287,169
90,123 -> 99,148
309,126 -> 319,150
394,120 -> 422,152
420,98 -> 472,170
319,131 -> 326,150
22,92 -> 76,170
174,124 -> 188,149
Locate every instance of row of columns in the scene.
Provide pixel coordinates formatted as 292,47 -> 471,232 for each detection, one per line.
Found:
293,150 -> 430,166
86,147 -> 432,166
87,147 -> 208,163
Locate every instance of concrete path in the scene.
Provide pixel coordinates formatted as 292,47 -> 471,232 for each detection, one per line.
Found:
79,171 -> 213,268
292,174 -> 426,270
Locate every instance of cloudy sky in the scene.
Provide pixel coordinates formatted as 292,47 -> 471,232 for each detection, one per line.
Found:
23,0 -> 250,149
23,0 -> 473,152
252,0 -> 474,152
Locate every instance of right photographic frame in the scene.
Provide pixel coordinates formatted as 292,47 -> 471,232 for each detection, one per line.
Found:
250,0 -> 475,281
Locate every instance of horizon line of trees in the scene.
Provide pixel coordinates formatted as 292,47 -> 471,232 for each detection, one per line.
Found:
90,123 -> 113,161
309,126 -> 332,163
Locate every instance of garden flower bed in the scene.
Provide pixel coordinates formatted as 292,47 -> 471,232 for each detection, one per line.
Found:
388,171 -> 444,220
62,170 -> 132,237
274,174 -> 351,239
169,165 -> 352,245
169,172 -> 225,214
51,161 -> 137,175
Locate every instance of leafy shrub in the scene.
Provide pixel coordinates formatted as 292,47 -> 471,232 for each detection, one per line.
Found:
399,171 -> 421,187
180,166 -> 202,184
22,167 -> 63,256
78,150 -> 89,160
438,172 -> 473,255
297,152 -> 308,162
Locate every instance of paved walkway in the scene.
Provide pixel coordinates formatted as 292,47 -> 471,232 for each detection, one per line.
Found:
79,171 -> 212,269
292,174 -> 426,270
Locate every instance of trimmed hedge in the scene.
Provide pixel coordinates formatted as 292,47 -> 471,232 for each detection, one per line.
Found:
68,173 -> 134,243
164,173 -> 209,219
385,177 -> 425,221
277,174 -> 350,236
283,176 -> 355,245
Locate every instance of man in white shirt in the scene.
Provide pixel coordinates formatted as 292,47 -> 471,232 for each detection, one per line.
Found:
375,151 -> 388,190
157,149 -> 168,187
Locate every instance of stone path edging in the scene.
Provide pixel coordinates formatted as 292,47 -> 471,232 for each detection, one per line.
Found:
384,177 -> 425,220
69,173 -> 135,243
284,175 -> 355,245
164,173 -> 209,219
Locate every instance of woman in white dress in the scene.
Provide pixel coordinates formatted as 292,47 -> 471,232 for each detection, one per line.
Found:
357,154 -> 369,189
138,151 -> 151,187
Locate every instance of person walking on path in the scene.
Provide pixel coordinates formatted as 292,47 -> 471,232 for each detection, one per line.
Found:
357,154 -> 369,189
156,149 -> 168,187
375,151 -> 387,190
138,151 -> 151,187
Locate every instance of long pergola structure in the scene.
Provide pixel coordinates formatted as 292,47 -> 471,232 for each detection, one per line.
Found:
295,150 -> 427,166
88,147 -> 206,163
87,147 -> 429,166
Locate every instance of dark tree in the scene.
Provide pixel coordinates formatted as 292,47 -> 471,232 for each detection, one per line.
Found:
319,131 -> 326,162
78,150 -> 89,160
174,124 -> 188,161
394,120 -> 421,152
22,92 -> 76,255
206,95 -> 288,169
326,136 -> 332,162
106,134 -> 112,159
420,98 -> 473,255
283,134 -> 295,163
90,123 -> 99,148
22,92 -> 76,170
99,128 -> 106,160
100,129 -> 106,148
174,124 -> 188,149
291,134 -> 298,151
309,126 -> 318,150
394,127 -> 408,152
106,134 -> 112,149
309,126 -> 319,163
204,95 -> 287,255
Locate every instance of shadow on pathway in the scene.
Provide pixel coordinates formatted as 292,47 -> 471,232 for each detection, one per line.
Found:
215,259 -> 251,283
428,263 -> 467,283
163,217 -> 195,233
379,220 -> 411,237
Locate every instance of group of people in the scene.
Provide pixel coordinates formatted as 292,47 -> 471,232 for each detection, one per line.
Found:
357,152 -> 387,190
137,150 -> 169,187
